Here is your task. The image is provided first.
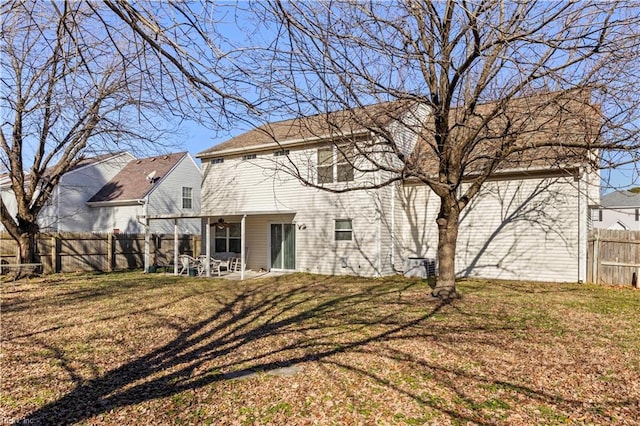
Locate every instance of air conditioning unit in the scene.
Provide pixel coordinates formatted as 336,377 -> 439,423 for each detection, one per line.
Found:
403,257 -> 437,278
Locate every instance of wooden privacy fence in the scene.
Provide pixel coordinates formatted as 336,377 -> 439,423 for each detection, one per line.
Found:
588,229 -> 640,287
0,232 -> 201,275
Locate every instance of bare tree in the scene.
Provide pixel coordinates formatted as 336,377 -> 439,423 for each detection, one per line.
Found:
0,0 -> 183,267
249,0 -> 640,298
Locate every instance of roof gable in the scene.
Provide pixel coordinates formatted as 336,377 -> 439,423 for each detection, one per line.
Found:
88,152 -> 188,203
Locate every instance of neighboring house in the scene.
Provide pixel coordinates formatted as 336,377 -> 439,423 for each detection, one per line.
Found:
196,98 -> 600,283
0,152 -> 135,232
87,152 -> 201,234
592,190 -> 640,230
1,151 -> 201,235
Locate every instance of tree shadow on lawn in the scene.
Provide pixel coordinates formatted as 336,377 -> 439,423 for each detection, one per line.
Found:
16,275 -> 613,424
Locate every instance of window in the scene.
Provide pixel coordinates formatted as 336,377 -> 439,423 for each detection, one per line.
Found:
214,223 -> 241,253
317,147 -> 334,184
590,207 -> 602,222
336,146 -> 354,182
317,145 -> 354,183
182,187 -> 193,209
636,208 -> 639,221
211,158 -> 224,164
242,154 -> 257,160
335,219 -> 353,241
274,149 -> 289,156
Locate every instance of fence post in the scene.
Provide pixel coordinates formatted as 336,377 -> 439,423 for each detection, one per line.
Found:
106,233 -> 113,272
51,234 -> 57,273
592,229 -> 600,284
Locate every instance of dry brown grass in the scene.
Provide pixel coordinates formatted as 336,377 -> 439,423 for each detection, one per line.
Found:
1,272 -> 639,425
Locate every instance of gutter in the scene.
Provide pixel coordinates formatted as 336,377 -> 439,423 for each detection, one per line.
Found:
86,199 -> 146,207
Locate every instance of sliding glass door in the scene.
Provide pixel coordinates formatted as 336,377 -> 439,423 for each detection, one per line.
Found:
270,223 -> 296,270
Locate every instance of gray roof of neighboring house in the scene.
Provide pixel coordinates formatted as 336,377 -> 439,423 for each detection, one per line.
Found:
88,152 -> 188,202
600,190 -> 640,207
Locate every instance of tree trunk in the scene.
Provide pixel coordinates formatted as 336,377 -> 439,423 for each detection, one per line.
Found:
434,198 -> 460,300
14,232 -> 38,279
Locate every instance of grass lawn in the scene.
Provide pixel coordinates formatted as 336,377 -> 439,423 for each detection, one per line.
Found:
1,272 -> 639,425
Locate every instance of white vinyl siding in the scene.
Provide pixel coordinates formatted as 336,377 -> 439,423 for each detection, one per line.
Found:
397,176 -> 583,283
201,146 -> 383,276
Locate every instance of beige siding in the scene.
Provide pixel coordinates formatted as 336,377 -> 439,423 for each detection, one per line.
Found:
201,147 -> 384,276
397,176 -> 583,282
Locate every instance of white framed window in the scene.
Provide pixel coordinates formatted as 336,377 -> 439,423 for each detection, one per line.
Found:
242,154 -> 257,160
274,149 -> 290,156
335,219 -> 353,241
317,145 -> 354,184
182,187 -> 193,209
211,158 -> 224,164
635,208 -> 639,221
214,223 -> 241,253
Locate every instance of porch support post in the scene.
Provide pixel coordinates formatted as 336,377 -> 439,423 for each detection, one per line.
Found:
206,217 -> 211,277
144,218 -> 150,273
241,214 -> 246,280
174,219 -> 179,275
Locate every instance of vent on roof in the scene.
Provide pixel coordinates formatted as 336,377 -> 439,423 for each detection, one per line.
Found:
150,158 -> 156,162
136,160 -> 141,164
146,170 -> 157,183
164,155 -> 169,159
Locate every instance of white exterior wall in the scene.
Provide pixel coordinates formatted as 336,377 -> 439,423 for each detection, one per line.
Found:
596,207 -> 640,230
0,153 -> 134,232
397,174 -> 587,283
146,155 -> 201,234
89,203 -> 145,233
54,153 -> 135,232
201,147 -> 385,276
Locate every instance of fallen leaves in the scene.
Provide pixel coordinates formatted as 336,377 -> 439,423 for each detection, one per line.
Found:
1,273 -> 638,424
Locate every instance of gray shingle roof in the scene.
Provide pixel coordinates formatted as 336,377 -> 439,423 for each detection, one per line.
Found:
600,190 -> 640,207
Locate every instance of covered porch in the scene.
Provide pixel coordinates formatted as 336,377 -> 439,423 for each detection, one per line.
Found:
139,210 -> 297,280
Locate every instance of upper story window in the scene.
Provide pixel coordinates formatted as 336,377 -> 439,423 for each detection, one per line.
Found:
590,207 -> 602,222
317,145 -> 354,184
242,154 -> 257,160
274,149 -> 290,157
182,187 -> 193,209
211,158 -> 224,164
636,208 -> 639,221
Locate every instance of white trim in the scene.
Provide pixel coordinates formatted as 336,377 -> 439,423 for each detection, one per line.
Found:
88,199 -> 145,207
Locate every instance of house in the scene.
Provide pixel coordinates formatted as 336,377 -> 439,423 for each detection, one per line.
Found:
0,152 -> 135,232
592,190 -> 640,230
196,97 -> 600,283
87,152 -> 201,234
1,151 -> 201,235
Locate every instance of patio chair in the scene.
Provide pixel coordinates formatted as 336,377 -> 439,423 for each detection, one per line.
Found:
197,255 -> 223,277
178,254 -> 198,275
